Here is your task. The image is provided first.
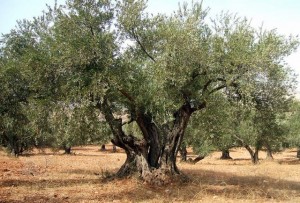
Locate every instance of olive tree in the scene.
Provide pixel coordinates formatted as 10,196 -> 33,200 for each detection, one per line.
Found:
0,0 -> 298,183
0,32 -> 33,156
286,100 -> 300,158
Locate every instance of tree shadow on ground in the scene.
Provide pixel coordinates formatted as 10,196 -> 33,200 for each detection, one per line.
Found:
86,168 -> 300,202
1,177 -> 100,189
1,168 -> 299,202
19,152 -> 120,158
278,158 -> 300,165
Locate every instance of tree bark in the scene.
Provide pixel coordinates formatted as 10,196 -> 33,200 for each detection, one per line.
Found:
253,148 -> 259,164
297,148 -> 300,159
233,134 -> 260,164
64,146 -> 71,154
115,149 -> 139,177
220,149 -> 232,159
98,99 -> 198,184
112,144 -> 117,153
179,144 -> 187,162
100,144 -> 106,151
265,143 -> 274,160
244,145 -> 259,164
135,112 -> 161,168
187,155 -> 205,164
160,103 -> 193,174
99,99 -> 150,178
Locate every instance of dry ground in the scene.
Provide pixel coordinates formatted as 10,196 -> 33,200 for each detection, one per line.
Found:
0,145 -> 299,203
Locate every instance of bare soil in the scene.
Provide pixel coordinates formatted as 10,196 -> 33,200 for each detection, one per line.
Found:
0,145 -> 299,203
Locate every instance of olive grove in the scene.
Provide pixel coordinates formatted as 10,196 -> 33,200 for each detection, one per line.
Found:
0,0 -> 298,183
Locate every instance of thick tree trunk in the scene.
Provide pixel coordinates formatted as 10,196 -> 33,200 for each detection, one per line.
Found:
99,99 -> 200,184
159,104 -> 194,175
115,150 -> 139,177
220,149 -> 232,159
297,148 -> 300,159
135,113 -> 161,168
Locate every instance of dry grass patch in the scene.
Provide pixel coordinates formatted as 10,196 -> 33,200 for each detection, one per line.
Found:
0,146 -> 299,202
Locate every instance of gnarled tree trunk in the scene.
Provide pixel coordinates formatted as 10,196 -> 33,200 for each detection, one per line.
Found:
159,103 -> 193,175
99,99 -> 198,184
115,149 -> 139,177
220,149 -> 232,159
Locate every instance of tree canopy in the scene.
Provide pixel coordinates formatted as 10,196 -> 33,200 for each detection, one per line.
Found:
0,0 -> 298,182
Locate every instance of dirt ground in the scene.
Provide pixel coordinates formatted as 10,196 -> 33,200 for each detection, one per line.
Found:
0,145 -> 299,203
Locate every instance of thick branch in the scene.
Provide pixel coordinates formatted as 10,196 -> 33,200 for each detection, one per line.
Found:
96,98 -> 145,155
203,77 -> 226,95
232,134 -> 255,158
209,84 -> 227,95
191,100 -> 206,111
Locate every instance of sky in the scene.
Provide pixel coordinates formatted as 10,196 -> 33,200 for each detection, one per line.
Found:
0,0 -> 299,93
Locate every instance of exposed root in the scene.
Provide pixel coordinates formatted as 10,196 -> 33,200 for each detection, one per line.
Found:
187,155 -> 205,164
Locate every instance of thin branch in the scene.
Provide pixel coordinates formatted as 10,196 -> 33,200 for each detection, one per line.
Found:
203,79 -> 213,93
118,88 -> 135,103
209,84 -> 226,95
131,28 -> 156,62
232,134 -> 245,145
203,77 -> 227,94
